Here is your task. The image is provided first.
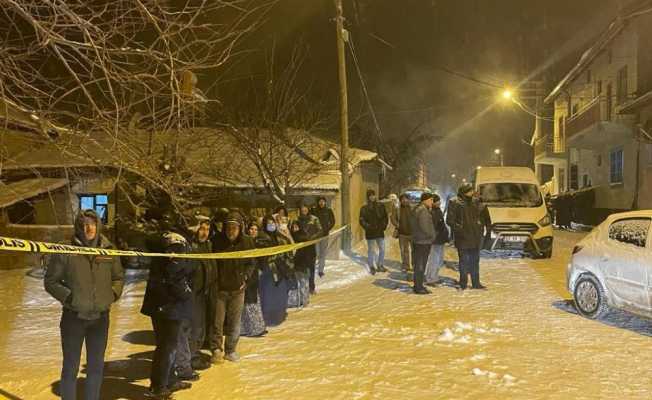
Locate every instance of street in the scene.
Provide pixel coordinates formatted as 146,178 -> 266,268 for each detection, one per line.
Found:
1,230 -> 651,400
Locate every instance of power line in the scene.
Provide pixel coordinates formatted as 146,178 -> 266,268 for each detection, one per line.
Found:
347,33 -> 383,140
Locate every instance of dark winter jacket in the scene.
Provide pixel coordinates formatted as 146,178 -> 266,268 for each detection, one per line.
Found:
191,238 -> 217,294
392,204 -> 413,236
44,211 -> 124,320
291,214 -> 322,271
359,201 -> 389,240
266,230 -> 295,282
446,195 -> 489,249
410,203 -> 436,245
245,231 -> 274,304
311,205 -> 336,237
141,236 -> 194,321
213,231 -> 256,292
432,207 -> 450,245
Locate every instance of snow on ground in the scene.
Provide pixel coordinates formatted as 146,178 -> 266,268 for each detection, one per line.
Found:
1,230 -> 652,399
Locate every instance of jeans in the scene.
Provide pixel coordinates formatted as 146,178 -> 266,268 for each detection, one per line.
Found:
175,319 -> 192,376
317,239 -> 329,275
210,290 -> 245,354
412,243 -> 431,291
398,235 -> 412,270
458,248 -> 481,289
367,238 -> 385,268
150,316 -> 182,391
190,293 -> 206,357
425,244 -> 445,283
59,309 -> 109,400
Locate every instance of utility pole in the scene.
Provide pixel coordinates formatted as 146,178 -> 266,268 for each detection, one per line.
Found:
334,0 -> 351,253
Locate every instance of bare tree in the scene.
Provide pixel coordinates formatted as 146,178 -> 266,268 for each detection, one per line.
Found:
0,0 -> 275,213
218,43 -> 335,204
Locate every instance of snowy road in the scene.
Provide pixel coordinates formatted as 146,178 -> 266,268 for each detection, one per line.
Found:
1,230 -> 652,400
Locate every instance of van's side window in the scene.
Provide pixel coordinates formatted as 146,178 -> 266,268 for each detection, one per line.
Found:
608,218 -> 651,248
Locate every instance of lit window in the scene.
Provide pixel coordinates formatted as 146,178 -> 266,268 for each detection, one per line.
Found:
79,194 -> 109,224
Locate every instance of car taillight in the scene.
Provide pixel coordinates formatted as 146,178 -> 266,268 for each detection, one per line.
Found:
572,245 -> 583,255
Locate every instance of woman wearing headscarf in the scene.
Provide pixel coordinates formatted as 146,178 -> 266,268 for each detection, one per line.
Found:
259,214 -> 293,326
240,222 -> 269,337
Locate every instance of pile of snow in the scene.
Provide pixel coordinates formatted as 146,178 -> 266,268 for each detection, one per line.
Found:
438,321 -> 509,345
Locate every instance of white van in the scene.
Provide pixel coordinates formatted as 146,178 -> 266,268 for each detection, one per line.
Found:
475,167 -> 553,258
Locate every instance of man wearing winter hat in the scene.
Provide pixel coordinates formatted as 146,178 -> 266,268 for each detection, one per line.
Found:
311,196 -> 335,278
410,192 -> 436,294
359,189 -> 389,274
446,183 -> 489,290
209,211 -> 256,363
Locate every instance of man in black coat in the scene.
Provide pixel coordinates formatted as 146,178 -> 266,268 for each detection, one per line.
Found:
311,196 -> 335,278
209,211 -> 255,364
446,183 -> 490,290
359,189 -> 389,274
141,229 -> 194,398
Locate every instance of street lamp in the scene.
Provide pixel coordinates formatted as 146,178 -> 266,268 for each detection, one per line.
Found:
451,174 -> 456,179
494,148 -> 504,166
476,165 -> 482,170
502,89 -> 513,100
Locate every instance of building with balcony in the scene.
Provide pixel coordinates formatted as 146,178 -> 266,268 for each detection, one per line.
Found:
544,0 -> 652,220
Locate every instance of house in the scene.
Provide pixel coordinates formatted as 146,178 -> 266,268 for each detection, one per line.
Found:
541,0 -> 652,223
0,126 -> 386,268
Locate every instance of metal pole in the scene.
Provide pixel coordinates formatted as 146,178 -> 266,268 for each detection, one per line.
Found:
334,0 -> 351,253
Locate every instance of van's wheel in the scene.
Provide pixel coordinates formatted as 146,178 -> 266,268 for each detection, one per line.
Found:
573,274 -> 609,319
541,249 -> 552,259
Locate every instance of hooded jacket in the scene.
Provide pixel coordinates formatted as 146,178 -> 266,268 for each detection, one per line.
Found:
141,233 -> 194,321
446,193 -> 489,249
44,210 -> 124,320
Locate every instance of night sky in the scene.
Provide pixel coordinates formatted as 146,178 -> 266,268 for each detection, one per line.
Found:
211,0 -> 623,189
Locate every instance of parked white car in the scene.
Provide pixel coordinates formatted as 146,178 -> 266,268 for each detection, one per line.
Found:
567,211 -> 652,319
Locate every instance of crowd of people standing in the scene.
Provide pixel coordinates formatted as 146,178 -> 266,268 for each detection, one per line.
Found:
44,197 -> 337,400
360,183 -> 490,295
41,185 -> 489,400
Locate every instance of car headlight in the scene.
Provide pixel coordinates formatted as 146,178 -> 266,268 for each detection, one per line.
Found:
538,214 -> 551,227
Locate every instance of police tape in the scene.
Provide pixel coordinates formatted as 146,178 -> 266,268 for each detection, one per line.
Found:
0,226 -> 348,259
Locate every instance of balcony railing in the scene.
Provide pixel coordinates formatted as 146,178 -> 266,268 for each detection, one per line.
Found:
534,136 -> 555,157
565,97 -> 602,139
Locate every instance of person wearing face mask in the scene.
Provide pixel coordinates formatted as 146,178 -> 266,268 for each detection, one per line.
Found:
240,222 -> 270,337
44,209 -> 124,400
209,211 -> 256,363
446,183 -> 490,291
259,215 -> 293,326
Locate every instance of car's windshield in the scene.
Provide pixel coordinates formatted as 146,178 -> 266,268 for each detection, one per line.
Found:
478,183 -> 543,208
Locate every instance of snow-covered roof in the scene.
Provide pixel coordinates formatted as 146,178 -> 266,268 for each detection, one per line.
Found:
0,178 -> 68,208
0,127 -> 384,193
544,21 -> 624,105
545,2 -> 652,105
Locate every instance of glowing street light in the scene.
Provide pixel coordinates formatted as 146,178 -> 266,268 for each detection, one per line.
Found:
476,165 -> 482,170
502,89 -> 513,100
451,174 -> 456,179
494,148 -> 501,155
462,178 -> 467,183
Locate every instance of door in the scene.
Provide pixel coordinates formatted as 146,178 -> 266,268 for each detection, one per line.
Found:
601,217 -> 651,310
